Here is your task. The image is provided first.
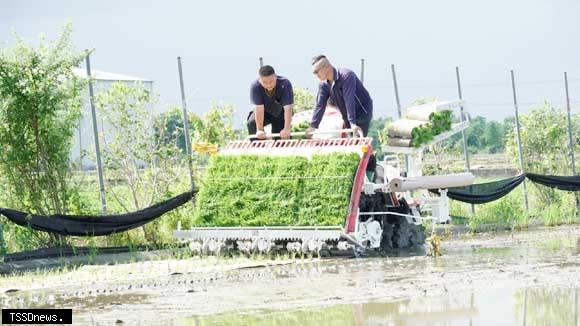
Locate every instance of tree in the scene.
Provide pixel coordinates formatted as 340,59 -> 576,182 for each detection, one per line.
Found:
466,116 -> 486,152
154,105 -> 195,154
368,117 -> 392,159
503,116 -> 515,136
95,83 -> 181,210
293,87 -> 315,113
506,102 -> 571,175
484,121 -> 505,153
190,103 -> 236,147
154,103 -> 236,159
505,101 -> 576,206
0,24 -> 85,247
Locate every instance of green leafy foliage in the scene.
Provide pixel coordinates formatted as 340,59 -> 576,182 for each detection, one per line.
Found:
291,121 -> 310,133
292,87 -> 315,113
368,117 -> 392,160
290,121 -> 310,139
154,103 -> 236,153
505,102 -> 576,176
154,105 -> 195,154
528,184 -> 576,226
94,82 -> 187,244
0,25 -> 86,246
193,153 -> 360,226
443,116 -> 512,154
190,104 -> 236,147
411,124 -> 435,147
0,222 -> 6,256
95,83 -> 180,210
0,24 -> 85,247
410,111 -> 453,147
431,110 -> 452,134
483,121 -> 505,153
505,101 -> 580,207
0,24 -> 85,215
467,190 -> 527,230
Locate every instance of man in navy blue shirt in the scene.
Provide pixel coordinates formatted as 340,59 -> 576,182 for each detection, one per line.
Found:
248,65 -> 294,140
306,55 -> 373,137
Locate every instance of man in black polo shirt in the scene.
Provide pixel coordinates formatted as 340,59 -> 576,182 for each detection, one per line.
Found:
248,65 -> 294,140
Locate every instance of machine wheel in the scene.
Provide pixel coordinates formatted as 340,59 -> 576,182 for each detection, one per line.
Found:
379,197 -> 426,250
359,193 -> 426,250
358,159 -> 426,251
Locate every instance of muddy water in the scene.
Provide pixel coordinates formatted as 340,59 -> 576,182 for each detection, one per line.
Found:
1,226 -> 579,325
187,287 -> 579,325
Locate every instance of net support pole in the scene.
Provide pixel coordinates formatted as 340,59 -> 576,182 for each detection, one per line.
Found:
390,64 -> 409,174
86,52 -> 108,215
177,57 -> 195,192
360,58 -> 365,85
456,66 -> 475,215
564,72 -> 579,214
510,70 -> 529,211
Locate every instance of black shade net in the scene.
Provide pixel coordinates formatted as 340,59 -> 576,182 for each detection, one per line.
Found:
0,190 -> 195,236
526,173 -> 580,192
431,173 -> 580,205
429,173 -> 526,204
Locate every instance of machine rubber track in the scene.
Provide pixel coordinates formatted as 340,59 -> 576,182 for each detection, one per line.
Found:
359,163 -> 426,251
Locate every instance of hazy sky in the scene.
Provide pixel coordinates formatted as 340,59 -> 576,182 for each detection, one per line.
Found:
2,0 -> 580,126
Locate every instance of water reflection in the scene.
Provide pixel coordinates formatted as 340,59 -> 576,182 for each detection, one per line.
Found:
183,287 -> 579,326
515,287 -> 579,326
1,291 -> 149,313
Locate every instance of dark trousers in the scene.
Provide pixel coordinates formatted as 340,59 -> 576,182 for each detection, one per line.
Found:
247,111 -> 286,138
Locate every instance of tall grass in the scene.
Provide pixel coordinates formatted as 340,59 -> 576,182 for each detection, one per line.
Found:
467,189 -> 528,230
449,178 -> 579,231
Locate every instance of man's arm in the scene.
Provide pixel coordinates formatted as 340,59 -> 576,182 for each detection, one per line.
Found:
279,80 -> 294,139
342,72 -> 358,126
250,83 -> 267,139
254,105 -> 266,139
254,105 -> 265,130
310,84 -> 330,129
280,104 -> 293,139
283,105 -> 293,130
341,72 -> 363,135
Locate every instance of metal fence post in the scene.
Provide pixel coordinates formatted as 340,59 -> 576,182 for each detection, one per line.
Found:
391,64 -> 403,118
85,52 -> 107,215
177,57 -> 195,191
510,70 -> 529,211
455,66 -> 475,215
0,222 -> 6,257
78,120 -> 83,171
390,64 -> 409,174
360,58 -> 365,85
564,72 -> 579,214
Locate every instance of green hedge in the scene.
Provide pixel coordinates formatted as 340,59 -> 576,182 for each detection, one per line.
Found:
192,153 -> 361,226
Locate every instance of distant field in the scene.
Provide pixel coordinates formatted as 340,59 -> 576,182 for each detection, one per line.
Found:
422,153 -> 518,178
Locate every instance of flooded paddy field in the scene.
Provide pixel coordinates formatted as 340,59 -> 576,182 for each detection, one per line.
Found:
1,225 -> 579,325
